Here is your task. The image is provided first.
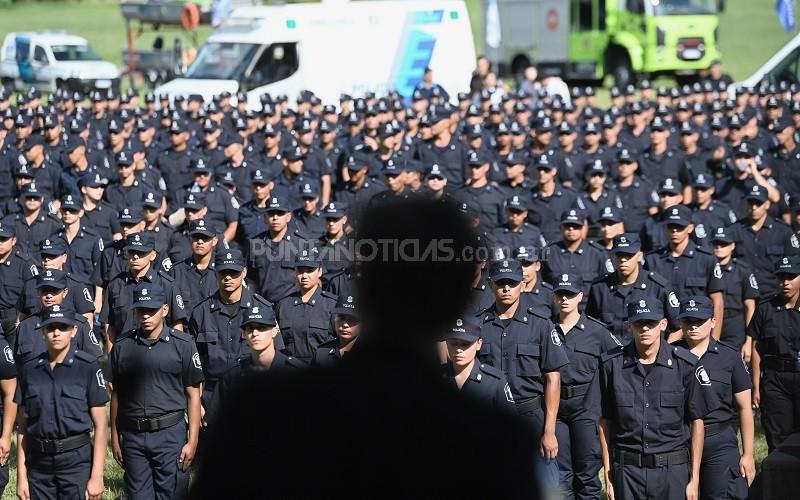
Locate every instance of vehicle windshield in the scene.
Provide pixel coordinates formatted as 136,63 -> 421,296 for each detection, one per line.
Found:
184,42 -> 259,80
51,45 -> 102,61
651,0 -> 717,15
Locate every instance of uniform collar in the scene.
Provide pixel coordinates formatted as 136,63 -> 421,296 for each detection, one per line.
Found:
136,325 -> 173,345
486,302 -> 530,325
36,346 -> 79,368
126,268 -> 155,284
209,287 -> 255,311
622,339 -> 675,369
293,286 -> 322,306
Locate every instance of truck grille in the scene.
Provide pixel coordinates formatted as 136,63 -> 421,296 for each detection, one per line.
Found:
676,38 -> 705,61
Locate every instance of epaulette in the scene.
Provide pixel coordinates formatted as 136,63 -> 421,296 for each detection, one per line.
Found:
116,328 -> 137,342
539,281 -> 553,290
252,293 -> 273,307
592,272 -> 613,285
80,226 -> 98,236
758,294 -> 779,306
528,307 -> 551,320
73,350 -> 96,363
170,330 -> 192,342
696,246 -> 713,255
671,345 -> 699,364
478,363 -> 504,380
157,269 -> 175,282
601,345 -> 624,362
285,355 -> 308,369
320,290 -> 338,301
586,315 -> 607,328
587,239 -> 606,251
716,340 -> 739,352
648,271 -> 669,287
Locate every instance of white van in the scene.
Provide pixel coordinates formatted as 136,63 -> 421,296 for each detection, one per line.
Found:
154,0 -> 476,106
734,32 -> 800,91
0,31 -> 120,93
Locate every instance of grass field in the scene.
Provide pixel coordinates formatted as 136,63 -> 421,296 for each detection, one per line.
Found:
0,0 -> 785,498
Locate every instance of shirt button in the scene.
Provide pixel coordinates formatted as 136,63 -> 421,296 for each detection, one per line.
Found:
645,403 -> 650,408
645,424 -> 649,428
502,332 -> 507,337
645,382 -> 650,386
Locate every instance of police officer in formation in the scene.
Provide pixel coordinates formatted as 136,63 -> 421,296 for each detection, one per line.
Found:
109,283 -> 203,500
5,76 -> 800,498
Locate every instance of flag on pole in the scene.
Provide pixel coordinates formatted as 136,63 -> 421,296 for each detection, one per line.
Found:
486,0 -> 502,49
776,0 -> 796,32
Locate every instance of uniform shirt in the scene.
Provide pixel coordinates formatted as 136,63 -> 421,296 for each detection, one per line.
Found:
477,304 -> 569,400
17,272 -> 94,318
552,148 -> 590,189
237,199 -> 270,244
293,208 -> 326,240
575,189 -> 624,232
188,288 -> 273,381
527,184 -> 578,244
639,147 -> 687,185
81,201 -> 119,246
275,287 -> 337,362
673,337 -> 751,426
418,137 -> 467,186
15,348 -> 108,439
586,269 -> 681,343
645,240 -> 725,300
317,233 -> 353,277
207,351 -> 305,424
333,179 -> 384,230
716,259 -> 760,347
104,180 -> 144,213
442,361 -> 517,415
488,223 -> 546,254
730,218 -> 793,298
170,256 -> 218,313
542,240 -> 607,298
90,237 -> 173,287
0,336 -> 15,416
59,227 -> 103,287
155,148 -> 196,200
14,311 -> 102,366
455,184 -> 506,232
108,326 -> 204,419
690,201 -> 737,248
0,249 -> 38,309
170,186 -> 239,232
613,177 -> 655,233
248,230 -> 306,303
2,211 -> 63,259
555,314 -> 621,415
748,295 -> 800,359
102,267 -> 187,336
599,341 -> 711,454
520,281 -> 555,320
311,338 -> 346,368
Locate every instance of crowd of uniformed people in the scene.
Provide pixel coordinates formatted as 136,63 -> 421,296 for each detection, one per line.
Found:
0,62 -> 799,499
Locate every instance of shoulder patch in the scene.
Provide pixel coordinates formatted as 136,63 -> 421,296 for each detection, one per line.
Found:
713,262 -> 723,279
749,274 -> 759,290
161,257 -> 173,272
601,345 -> 624,362
791,234 -> 799,249
695,364 -> 712,386
668,291 -> 680,308
2,346 -> 13,364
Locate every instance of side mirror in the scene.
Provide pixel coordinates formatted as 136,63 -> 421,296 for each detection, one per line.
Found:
717,0 -> 725,13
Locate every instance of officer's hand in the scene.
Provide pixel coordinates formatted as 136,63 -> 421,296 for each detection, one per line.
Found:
539,431 -> 558,460
686,479 -> 699,500
0,434 -> 11,465
17,478 -> 30,500
85,476 -> 103,500
604,471 -> 615,500
200,404 -> 207,428
740,454 -> 756,486
111,433 -> 123,466
741,343 -> 752,363
179,442 -> 197,471
753,387 -> 761,409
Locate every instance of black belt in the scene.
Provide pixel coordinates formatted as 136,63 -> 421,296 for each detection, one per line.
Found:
27,433 -> 90,454
762,356 -> 800,372
705,421 -> 732,438
561,383 -> 590,399
614,448 -> 690,468
515,395 -> 542,413
119,411 -> 184,432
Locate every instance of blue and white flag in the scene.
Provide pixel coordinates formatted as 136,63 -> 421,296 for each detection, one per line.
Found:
776,0 -> 796,32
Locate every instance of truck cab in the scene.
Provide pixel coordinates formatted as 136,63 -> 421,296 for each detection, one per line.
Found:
488,0 -> 722,86
0,31 -> 120,93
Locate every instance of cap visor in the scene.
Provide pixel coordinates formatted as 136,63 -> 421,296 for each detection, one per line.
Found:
133,300 -> 163,309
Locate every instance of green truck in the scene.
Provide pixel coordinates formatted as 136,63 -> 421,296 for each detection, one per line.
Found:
484,0 -> 725,86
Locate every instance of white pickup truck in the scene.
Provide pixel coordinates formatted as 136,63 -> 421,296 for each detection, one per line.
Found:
0,31 -> 120,93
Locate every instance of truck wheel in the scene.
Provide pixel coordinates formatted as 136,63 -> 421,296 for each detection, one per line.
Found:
609,52 -> 635,88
